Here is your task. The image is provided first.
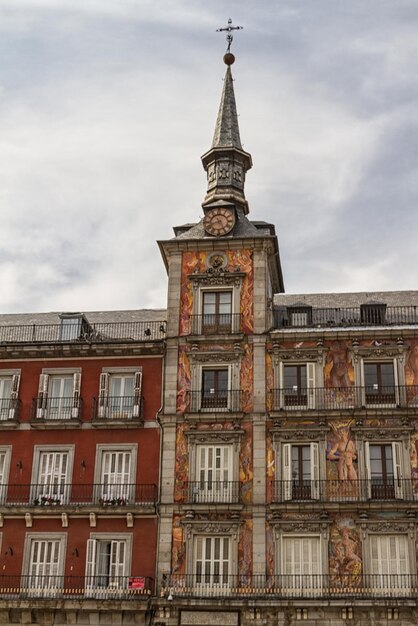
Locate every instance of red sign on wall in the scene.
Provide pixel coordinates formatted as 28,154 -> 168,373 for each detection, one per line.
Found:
129,577 -> 145,590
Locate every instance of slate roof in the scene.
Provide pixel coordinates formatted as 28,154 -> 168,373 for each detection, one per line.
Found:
173,210 -> 276,241
0,309 -> 166,326
274,291 -> 418,308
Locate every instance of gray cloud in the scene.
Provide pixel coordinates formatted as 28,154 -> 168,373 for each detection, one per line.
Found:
0,0 -> 417,313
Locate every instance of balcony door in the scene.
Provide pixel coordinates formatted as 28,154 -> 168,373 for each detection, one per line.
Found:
364,362 -> 397,406
28,539 -> 62,592
282,443 -> 319,501
201,369 -> 229,409
109,375 -> 135,418
0,377 -> 11,420
195,445 -> 233,503
281,363 -> 315,409
86,539 -> 127,591
369,535 -> 409,593
202,291 -> 232,334
365,442 -> 403,499
194,536 -> 230,587
48,376 -> 74,420
35,451 -> 69,505
282,536 -> 321,594
100,451 -> 132,503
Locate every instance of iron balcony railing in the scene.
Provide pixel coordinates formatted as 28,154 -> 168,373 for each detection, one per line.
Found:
184,481 -> 242,504
0,575 -> 154,599
0,398 -> 20,422
0,483 -> 157,507
269,385 -> 418,411
165,573 -> 418,599
274,305 -> 418,328
187,314 -> 241,335
271,479 -> 418,503
92,396 -> 144,421
0,320 -> 166,344
31,397 -> 82,421
185,390 -> 250,413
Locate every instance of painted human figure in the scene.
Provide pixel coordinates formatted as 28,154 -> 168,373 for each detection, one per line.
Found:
327,427 -> 357,481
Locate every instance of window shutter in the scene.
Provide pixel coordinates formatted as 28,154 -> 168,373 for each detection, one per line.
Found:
307,363 -> 316,409
282,443 -> 292,501
392,442 -> 403,499
310,442 -> 320,500
110,540 -> 126,585
0,452 -> 7,503
359,360 -> 366,407
132,371 -> 142,417
85,539 -> 97,589
72,373 -> 81,418
364,441 -> 371,499
9,373 -> 20,420
37,374 -> 49,418
279,361 -> 284,408
393,358 -> 400,406
98,373 -> 109,418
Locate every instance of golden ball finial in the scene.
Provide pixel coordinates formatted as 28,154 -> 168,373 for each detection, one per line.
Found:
223,52 -> 235,66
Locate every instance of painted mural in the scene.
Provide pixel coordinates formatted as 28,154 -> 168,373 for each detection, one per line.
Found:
174,423 -> 189,502
239,421 -> 253,504
178,248 -> 254,336
329,517 -> 362,586
406,339 -> 418,405
265,350 -> 274,412
324,341 -> 354,388
266,426 -> 274,502
240,342 -> 253,413
238,518 -> 253,583
172,515 -> 186,576
177,345 -> 191,414
265,523 -> 275,581
326,420 -> 358,481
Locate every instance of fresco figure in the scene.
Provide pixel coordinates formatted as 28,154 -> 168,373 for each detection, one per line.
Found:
329,518 -> 361,587
327,342 -> 353,388
327,425 -> 357,481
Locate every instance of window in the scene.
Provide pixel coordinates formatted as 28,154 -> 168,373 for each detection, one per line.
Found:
282,536 -> 321,592
32,448 -> 73,505
95,445 -> 137,505
0,448 -> 11,503
363,362 -> 396,405
97,371 -> 142,419
282,443 -> 319,500
86,536 -> 131,591
201,369 -> 229,409
369,535 -> 410,592
24,534 -> 66,594
0,372 -> 20,421
287,306 -> 312,327
279,363 -> 316,409
193,445 -> 233,503
36,371 -> 81,420
195,536 -> 230,586
365,442 -> 403,499
59,316 -> 82,340
202,291 -> 232,334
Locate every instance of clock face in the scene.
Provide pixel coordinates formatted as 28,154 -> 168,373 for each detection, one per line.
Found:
203,207 -> 236,236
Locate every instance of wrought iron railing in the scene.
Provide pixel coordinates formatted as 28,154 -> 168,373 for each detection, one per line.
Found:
184,481 -> 242,504
274,305 -> 418,328
0,398 -> 20,422
269,385 -> 418,411
185,390 -> 250,412
92,396 -> 144,421
0,483 -> 157,507
0,575 -> 154,599
0,321 -> 166,344
270,479 -> 418,503
187,314 -> 241,335
164,573 -> 418,599
31,397 -> 82,421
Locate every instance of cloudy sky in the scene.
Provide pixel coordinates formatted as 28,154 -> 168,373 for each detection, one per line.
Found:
1,0 -> 418,314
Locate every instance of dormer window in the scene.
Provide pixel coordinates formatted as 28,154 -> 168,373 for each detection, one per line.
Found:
287,305 -> 312,327
360,303 -> 387,325
59,313 -> 89,340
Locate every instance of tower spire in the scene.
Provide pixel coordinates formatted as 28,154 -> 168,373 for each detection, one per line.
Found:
201,24 -> 252,214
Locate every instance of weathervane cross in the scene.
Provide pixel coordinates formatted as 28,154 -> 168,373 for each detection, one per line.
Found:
216,18 -> 243,53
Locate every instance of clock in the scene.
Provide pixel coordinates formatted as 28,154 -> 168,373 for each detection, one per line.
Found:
203,207 -> 236,236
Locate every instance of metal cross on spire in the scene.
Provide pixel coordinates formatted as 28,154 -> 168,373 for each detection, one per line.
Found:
216,18 -> 243,53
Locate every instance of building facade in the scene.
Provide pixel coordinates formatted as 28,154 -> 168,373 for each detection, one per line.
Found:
0,311 -> 165,624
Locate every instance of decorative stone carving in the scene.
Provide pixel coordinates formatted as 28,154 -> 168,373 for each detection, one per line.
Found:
361,521 -> 415,539
189,267 -> 245,288
273,521 -> 329,538
351,343 -> 407,363
271,345 -> 327,365
183,521 -> 241,539
189,351 -> 242,363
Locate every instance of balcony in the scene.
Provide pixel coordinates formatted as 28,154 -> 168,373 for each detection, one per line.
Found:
164,573 -> 418,599
31,397 -> 82,422
0,320 -> 166,344
0,575 -> 154,600
268,385 -> 418,412
0,483 -> 157,507
0,398 -> 20,423
184,481 -> 242,504
270,479 -> 417,503
187,314 -> 241,335
274,305 -> 418,329
185,390 -> 249,413
92,396 -> 144,423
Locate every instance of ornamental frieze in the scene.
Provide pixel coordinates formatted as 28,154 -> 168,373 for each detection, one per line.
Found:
183,521 -> 241,539
361,521 -> 415,539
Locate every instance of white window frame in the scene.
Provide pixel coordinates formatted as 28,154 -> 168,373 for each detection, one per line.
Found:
364,441 -> 406,500
22,533 -> 67,596
85,533 -> 132,594
98,367 -> 142,419
270,348 -> 326,412
94,444 -> 137,504
0,447 -> 11,504
36,368 -> 81,420
189,356 -> 241,413
193,535 -> 231,589
359,357 -> 399,408
196,287 -> 237,334
362,527 -> 416,595
0,369 -> 21,421
282,442 -> 320,501
31,445 -> 74,505
279,362 -> 316,410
